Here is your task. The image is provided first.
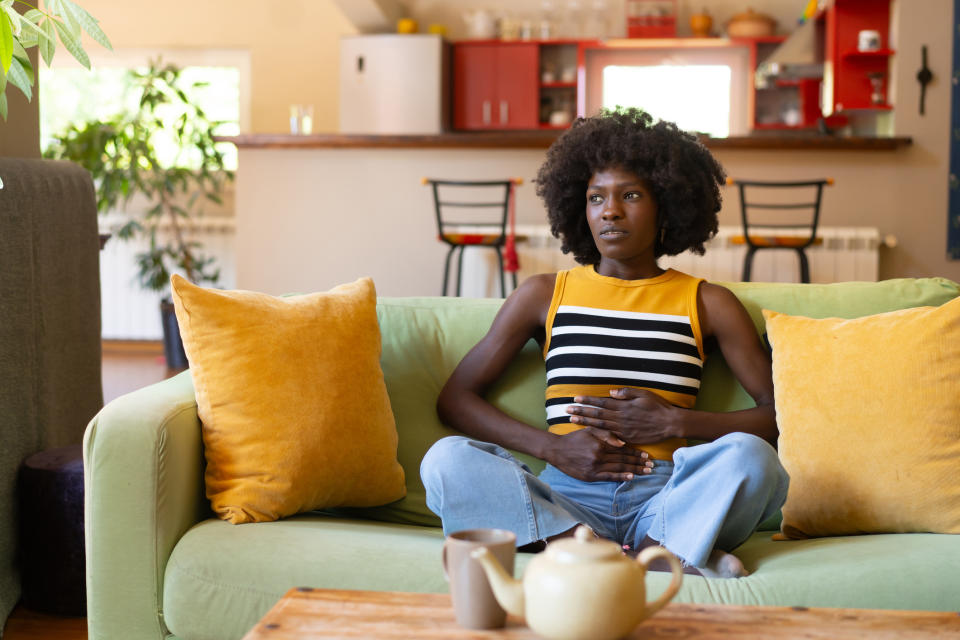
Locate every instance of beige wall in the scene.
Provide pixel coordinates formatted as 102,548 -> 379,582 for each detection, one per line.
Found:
76,0 -> 356,133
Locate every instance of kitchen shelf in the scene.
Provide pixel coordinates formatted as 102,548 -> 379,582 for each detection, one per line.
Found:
835,103 -> 893,111
730,35 -> 787,44
752,122 -> 818,131
841,48 -> 895,60
217,132 -> 912,151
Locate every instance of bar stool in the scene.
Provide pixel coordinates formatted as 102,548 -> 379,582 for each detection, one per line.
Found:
422,177 -> 523,297
726,177 -> 834,283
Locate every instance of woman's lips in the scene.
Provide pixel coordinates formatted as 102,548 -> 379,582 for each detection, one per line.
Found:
599,229 -> 628,239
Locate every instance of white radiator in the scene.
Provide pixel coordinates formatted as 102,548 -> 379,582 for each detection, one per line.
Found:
460,225 -> 882,298
99,216 -> 236,340
101,221 -> 881,336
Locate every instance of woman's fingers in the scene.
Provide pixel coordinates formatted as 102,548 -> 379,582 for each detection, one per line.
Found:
569,414 -> 611,428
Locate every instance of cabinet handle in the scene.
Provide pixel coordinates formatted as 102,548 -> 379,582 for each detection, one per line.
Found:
482,100 -> 491,125
500,100 -> 509,124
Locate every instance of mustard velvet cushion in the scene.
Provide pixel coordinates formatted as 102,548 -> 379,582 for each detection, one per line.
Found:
170,275 -> 406,524
764,297 -> 960,539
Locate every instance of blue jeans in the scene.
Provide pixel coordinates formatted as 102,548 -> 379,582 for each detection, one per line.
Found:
420,432 -> 789,568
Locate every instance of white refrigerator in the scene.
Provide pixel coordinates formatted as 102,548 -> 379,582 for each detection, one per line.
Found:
339,34 -> 450,135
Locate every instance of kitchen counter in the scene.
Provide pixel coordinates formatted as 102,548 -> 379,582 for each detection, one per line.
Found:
218,132 -> 912,151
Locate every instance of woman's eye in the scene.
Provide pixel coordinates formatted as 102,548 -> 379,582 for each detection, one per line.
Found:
625,191 -> 641,200
588,193 -> 603,203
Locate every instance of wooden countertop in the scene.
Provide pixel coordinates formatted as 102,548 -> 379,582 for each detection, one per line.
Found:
218,132 -> 912,151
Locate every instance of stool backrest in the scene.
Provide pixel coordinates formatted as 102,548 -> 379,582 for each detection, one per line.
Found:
425,179 -> 513,246
730,179 -> 830,249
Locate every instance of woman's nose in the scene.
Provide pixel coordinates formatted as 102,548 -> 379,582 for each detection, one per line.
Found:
602,201 -> 622,219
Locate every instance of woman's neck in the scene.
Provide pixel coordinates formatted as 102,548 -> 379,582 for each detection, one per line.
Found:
594,258 -> 664,281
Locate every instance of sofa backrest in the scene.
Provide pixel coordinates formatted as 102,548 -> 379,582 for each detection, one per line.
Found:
335,278 -> 959,529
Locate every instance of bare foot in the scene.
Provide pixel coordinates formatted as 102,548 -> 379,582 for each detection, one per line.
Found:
629,537 -> 748,578
699,550 -> 749,579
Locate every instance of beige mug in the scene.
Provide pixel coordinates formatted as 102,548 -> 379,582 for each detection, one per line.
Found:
442,528 -> 516,629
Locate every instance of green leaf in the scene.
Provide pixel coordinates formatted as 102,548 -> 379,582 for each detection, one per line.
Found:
15,12 -> 53,50
0,10 -> 12,73
59,0 -> 111,49
49,0 -> 80,40
39,18 -> 54,66
0,90 -> 7,122
2,5 -> 20,38
53,17 -> 88,68
6,55 -> 32,101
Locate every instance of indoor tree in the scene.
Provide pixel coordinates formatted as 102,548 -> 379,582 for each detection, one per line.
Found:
45,59 -> 234,368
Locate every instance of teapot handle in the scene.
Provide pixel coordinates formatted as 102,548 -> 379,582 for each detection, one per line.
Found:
636,546 -> 683,617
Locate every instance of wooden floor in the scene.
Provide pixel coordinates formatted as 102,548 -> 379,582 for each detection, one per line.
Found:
3,341 -> 175,640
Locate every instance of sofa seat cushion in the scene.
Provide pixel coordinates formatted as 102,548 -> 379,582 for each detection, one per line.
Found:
645,531 -> 960,612
163,516 -> 960,640
161,515 -> 533,640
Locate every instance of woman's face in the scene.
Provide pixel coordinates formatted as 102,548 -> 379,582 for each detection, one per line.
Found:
585,166 -> 660,276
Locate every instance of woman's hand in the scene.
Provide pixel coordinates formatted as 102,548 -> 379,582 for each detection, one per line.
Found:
566,388 -> 679,444
543,427 -> 654,482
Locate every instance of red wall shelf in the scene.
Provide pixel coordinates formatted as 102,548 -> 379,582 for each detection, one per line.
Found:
841,48 -> 895,60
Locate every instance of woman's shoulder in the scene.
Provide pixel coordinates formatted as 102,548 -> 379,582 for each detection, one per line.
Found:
514,272 -> 558,301
696,281 -> 749,337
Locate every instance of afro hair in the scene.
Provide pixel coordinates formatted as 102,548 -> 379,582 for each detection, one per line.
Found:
535,107 -> 725,265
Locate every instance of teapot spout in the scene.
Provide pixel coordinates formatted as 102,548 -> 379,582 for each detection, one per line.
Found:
470,547 -> 525,619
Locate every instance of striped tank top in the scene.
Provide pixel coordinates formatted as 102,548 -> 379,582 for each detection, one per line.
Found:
543,266 -> 706,461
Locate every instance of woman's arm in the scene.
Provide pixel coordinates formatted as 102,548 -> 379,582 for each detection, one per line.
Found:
566,282 -> 778,445
438,273 -> 653,481
674,282 -> 778,443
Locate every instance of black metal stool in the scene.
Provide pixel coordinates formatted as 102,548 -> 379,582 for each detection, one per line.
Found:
18,444 -> 86,616
727,177 -> 834,283
422,177 -> 523,297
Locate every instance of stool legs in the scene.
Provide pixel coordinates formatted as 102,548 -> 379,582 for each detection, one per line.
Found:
796,249 -> 811,283
495,247 -> 507,298
742,247 -> 757,282
443,245 -> 515,297
455,246 -> 466,297
442,245 -> 456,296
741,246 -> 812,283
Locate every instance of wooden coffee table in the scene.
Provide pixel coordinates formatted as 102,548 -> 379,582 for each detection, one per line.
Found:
242,587 -> 960,639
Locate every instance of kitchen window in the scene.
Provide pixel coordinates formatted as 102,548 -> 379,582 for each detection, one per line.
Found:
39,48 -> 250,170
583,45 -> 751,137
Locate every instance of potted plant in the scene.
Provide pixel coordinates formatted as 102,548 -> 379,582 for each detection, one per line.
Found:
1,0 -> 111,186
44,59 -> 234,369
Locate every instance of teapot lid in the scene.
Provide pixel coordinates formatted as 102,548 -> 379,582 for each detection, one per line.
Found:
545,525 -> 624,563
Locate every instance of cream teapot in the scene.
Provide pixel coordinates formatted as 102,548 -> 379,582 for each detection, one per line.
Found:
471,525 -> 683,640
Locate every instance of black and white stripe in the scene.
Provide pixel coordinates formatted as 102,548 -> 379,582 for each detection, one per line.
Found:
545,305 -> 702,397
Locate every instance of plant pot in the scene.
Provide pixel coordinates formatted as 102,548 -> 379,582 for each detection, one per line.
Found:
160,299 -> 189,370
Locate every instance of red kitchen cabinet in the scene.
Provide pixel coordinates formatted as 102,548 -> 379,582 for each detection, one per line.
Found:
823,0 -> 893,115
453,42 -> 539,130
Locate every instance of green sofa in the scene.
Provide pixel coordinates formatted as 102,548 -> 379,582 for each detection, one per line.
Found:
84,277 -> 960,640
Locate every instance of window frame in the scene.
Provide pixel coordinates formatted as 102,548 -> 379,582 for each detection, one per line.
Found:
581,43 -> 752,137
40,47 -> 252,133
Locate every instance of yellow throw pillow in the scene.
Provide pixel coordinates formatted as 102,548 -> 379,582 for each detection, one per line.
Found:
763,297 -> 960,539
171,275 -> 406,524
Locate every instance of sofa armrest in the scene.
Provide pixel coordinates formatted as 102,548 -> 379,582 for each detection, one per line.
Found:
84,371 -> 207,640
